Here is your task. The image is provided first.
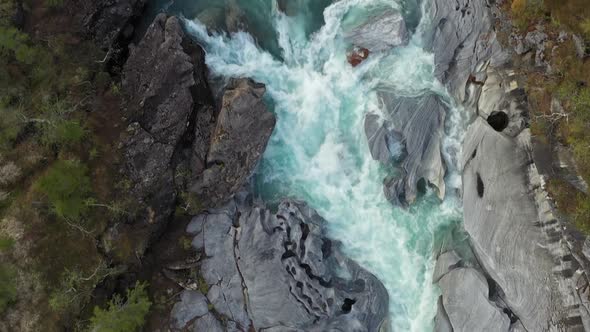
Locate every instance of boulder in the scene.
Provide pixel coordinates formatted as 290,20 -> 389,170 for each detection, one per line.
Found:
181,195 -> 390,331
438,268 -> 511,332
190,78 -> 276,207
347,46 -> 370,67
344,10 -> 408,52
377,93 -> 447,205
426,0 -> 507,102
170,290 -> 209,329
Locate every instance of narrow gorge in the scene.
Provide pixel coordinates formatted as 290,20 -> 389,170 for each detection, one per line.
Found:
1,0 -> 590,331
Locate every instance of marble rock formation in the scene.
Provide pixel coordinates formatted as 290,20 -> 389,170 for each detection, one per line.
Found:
177,194 -> 390,332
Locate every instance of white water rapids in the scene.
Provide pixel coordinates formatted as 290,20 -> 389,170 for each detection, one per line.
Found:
178,0 -> 468,330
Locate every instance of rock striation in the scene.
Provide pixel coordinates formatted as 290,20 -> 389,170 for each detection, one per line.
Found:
428,0 -> 590,331
177,193 -> 390,331
365,93 -> 447,206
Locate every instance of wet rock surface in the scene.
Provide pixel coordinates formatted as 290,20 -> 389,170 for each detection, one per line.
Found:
367,93 -> 446,206
178,194 -> 390,332
344,9 -> 408,53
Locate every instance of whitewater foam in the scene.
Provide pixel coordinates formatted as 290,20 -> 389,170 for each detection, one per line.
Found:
184,1 -> 465,330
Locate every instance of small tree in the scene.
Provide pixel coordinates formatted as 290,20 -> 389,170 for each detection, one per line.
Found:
35,159 -> 92,220
88,281 -> 152,332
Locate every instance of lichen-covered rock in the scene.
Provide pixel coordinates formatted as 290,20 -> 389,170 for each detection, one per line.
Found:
190,78 -> 276,207
181,194 -> 389,331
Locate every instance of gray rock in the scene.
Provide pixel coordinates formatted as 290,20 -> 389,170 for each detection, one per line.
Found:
434,297 -> 453,332
511,33 -> 530,55
433,251 -> 461,283
191,78 -> 276,207
462,118 -> 561,331
439,268 -> 511,332
524,29 -> 547,50
379,93 -> 447,205
364,113 -> 404,164
170,290 -> 209,329
426,0 -> 507,102
344,10 -> 408,52
187,196 -> 389,331
573,34 -> 589,59
80,0 -> 146,50
191,313 -> 224,332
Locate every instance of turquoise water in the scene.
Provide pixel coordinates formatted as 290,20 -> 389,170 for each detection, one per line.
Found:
182,1 -> 466,330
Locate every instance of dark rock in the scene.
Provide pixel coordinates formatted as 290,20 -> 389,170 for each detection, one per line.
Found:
113,14 -> 214,260
190,78 -> 276,207
79,0 -> 147,50
120,14 -> 195,246
11,0 -> 25,29
182,195 -> 389,331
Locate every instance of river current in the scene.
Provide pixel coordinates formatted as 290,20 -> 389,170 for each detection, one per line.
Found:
150,0 -> 467,330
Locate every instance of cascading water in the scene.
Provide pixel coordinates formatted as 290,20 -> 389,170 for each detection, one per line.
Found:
159,0 -> 468,330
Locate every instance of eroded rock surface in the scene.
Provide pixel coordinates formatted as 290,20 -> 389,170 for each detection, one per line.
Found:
344,10 -> 408,52
181,194 -> 389,331
428,0 -> 589,331
367,93 -> 446,206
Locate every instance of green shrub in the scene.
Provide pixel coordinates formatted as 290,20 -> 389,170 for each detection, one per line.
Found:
0,236 -> 14,251
41,119 -> 87,148
88,281 -> 152,332
0,264 -> 17,313
35,160 -> 92,220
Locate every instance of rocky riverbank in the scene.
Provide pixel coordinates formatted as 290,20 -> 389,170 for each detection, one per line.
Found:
428,0 -> 590,331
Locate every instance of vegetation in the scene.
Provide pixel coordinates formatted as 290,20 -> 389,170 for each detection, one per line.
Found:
0,1 -> 135,330
88,282 -> 152,332
0,264 -> 17,313
35,160 -> 92,220
506,0 -> 590,232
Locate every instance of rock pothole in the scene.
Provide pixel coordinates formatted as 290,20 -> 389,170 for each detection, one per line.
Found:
487,111 -> 509,132
477,173 -> 484,198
